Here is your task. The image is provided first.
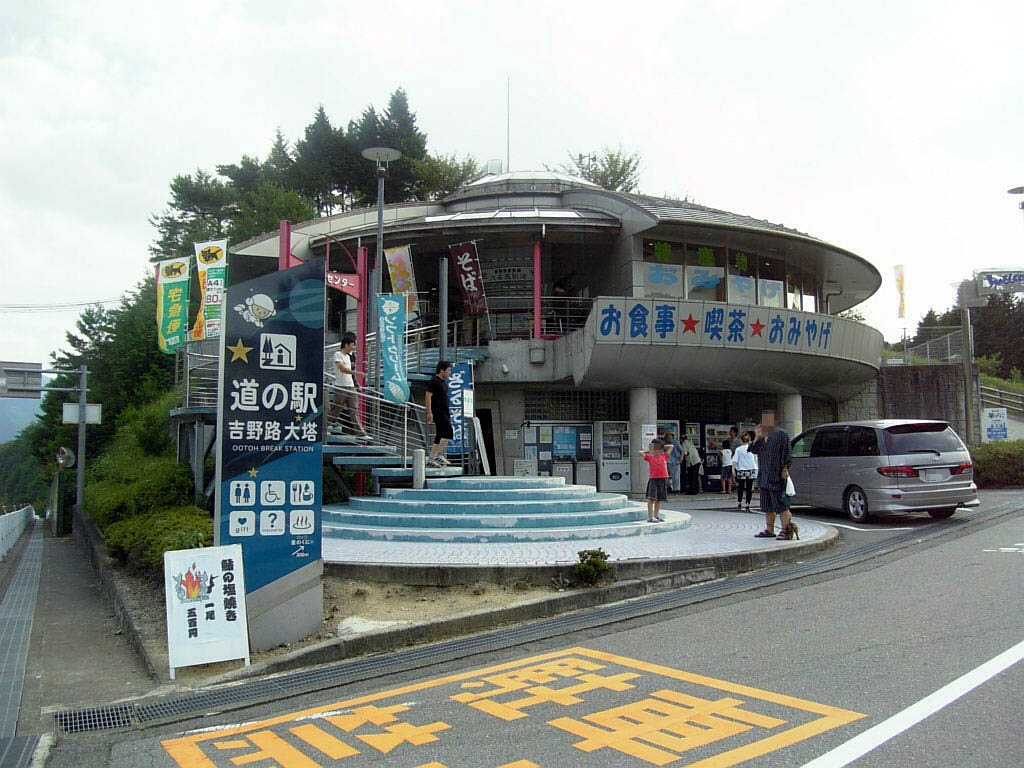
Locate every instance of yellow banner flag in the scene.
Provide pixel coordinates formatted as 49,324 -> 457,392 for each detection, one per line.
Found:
893,265 -> 905,319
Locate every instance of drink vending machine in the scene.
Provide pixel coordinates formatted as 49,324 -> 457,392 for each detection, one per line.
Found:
595,421 -> 630,492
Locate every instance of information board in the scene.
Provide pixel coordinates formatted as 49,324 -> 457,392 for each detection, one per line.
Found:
983,407 -> 1009,442
215,258 -> 325,594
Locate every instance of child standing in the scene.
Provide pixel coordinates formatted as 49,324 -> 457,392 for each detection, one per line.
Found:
640,439 -> 673,522
719,440 -> 734,495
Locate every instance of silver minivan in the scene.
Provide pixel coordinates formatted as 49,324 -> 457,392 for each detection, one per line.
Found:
788,420 -> 979,522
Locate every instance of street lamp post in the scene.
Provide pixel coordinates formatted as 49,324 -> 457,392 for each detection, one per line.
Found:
361,147 -> 401,392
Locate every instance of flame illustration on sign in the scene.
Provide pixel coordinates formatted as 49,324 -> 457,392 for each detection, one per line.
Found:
173,562 -> 216,603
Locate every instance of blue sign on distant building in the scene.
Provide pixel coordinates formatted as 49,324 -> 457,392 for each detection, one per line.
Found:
216,258 -> 325,593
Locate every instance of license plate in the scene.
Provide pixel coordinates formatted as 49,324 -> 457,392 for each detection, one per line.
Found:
923,469 -> 946,482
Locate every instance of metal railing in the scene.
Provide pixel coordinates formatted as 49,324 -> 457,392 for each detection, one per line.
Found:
887,328 -> 964,366
980,385 -> 1024,419
488,295 -> 594,340
324,381 -> 431,467
175,344 -> 219,408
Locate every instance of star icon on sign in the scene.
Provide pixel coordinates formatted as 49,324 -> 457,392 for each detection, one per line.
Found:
750,319 -> 766,336
247,467 -> 259,478
681,314 -> 700,333
227,338 -> 253,363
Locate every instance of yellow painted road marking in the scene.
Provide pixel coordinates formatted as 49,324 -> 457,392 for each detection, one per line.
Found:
160,646 -> 865,768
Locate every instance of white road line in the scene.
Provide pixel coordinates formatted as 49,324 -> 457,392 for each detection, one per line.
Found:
821,522 -> 914,532
799,637 -> 1024,768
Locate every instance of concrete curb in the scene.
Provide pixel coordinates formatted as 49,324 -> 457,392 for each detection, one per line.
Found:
72,507 -> 161,682
324,528 -> 836,586
210,527 -> 836,684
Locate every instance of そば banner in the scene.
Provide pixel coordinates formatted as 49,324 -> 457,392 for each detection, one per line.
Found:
449,242 -> 487,316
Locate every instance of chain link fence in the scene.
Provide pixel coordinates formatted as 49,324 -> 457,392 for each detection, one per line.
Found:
886,326 -> 965,366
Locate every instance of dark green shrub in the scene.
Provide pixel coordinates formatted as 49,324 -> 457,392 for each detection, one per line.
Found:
971,440 -> 1024,488
573,548 -> 612,587
85,458 -> 193,529
105,505 -> 213,574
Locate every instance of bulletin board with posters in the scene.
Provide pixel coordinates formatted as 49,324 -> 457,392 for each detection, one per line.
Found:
523,422 -> 594,474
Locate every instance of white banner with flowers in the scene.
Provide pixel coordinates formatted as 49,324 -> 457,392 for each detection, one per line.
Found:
164,544 -> 250,678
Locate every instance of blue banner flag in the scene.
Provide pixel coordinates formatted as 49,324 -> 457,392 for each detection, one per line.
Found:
377,293 -> 409,404
446,362 -> 473,455
215,258 -> 325,593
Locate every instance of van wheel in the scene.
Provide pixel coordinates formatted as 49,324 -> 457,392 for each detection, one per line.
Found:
928,507 -> 956,520
844,486 -> 871,523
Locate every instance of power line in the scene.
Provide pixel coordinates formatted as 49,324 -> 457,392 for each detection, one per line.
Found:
0,298 -> 124,314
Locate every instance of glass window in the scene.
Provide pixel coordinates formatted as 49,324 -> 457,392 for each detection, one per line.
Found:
802,257 -> 818,313
791,431 -> 815,458
848,427 -> 879,456
884,424 -> 965,455
787,262 -> 803,310
758,256 -> 785,307
642,240 -> 684,264
812,428 -> 848,457
728,249 -> 757,305
685,244 -> 725,301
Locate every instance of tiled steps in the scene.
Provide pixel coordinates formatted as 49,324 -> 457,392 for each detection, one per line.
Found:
322,476 -> 691,543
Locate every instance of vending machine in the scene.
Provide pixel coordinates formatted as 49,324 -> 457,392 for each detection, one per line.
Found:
595,421 -> 631,492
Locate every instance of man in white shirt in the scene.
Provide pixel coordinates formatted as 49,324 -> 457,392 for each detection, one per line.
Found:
331,333 -> 369,440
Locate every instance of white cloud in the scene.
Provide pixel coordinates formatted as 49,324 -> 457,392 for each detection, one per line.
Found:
1,0 -> 1022,367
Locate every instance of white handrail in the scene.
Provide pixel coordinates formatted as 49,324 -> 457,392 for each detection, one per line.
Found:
0,506 -> 33,560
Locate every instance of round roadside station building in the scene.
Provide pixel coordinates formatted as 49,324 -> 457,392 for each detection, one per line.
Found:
232,171 -> 884,493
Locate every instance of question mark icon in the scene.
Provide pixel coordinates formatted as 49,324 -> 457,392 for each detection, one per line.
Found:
269,512 -> 278,526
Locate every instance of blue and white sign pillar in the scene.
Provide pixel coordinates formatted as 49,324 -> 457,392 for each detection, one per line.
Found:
214,257 -> 325,652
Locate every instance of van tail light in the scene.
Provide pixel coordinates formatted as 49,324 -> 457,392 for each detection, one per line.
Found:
950,462 -> 973,475
877,466 -> 919,478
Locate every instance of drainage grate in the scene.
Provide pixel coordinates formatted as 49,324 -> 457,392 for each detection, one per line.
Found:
54,704 -> 136,733
55,501 -> 1020,734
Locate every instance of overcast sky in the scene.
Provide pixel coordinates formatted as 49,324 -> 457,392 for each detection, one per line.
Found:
2,0 -> 1022,364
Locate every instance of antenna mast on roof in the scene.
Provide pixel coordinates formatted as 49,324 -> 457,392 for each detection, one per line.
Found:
506,76 -> 510,172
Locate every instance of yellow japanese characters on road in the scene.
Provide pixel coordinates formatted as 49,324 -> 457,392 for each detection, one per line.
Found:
161,647 -> 865,768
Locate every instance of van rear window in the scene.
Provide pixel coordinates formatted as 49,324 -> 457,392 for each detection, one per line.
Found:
884,424 -> 964,454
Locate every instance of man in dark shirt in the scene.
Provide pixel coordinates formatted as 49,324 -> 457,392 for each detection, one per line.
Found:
749,422 -> 793,539
424,361 -> 453,467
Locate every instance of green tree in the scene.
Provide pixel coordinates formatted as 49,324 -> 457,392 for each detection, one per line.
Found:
292,106 -> 344,215
552,146 -> 643,192
228,180 -> 317,244
263,128 -> 295,186
215,155 -> 264,198
413,153 -> 480,200
150,170 -> 238,259
379,88 -> 429,202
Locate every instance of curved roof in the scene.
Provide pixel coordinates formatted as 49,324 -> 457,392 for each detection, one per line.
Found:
464,170 -> 599,187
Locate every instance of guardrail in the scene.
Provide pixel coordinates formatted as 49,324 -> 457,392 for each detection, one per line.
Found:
1,506 -> 33,560
980,385 -> 1024,418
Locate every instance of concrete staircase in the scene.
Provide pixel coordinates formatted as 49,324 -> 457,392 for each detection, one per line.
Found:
324,433 -> 463,482
322,476 -> 691,543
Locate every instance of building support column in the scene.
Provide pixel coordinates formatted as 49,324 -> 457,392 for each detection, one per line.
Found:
532,241 -> 542,339
629,387 -> 658,494
778,393 -> 803,438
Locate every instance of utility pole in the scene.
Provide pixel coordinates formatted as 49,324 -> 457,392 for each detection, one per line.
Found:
961,308 -> 976,445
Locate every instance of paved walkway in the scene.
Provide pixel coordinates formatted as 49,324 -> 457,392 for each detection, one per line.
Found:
323,501 -> 825,565
0,518 -> 156,767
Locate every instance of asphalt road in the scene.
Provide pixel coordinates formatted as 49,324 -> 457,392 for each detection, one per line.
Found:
47,494 -> 1024,768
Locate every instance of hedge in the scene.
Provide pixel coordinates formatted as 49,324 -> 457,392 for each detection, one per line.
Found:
971,440 -> 1024,488
105,506 -> 213,574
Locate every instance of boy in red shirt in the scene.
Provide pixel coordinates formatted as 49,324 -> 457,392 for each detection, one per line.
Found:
640,439 -> 673,522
